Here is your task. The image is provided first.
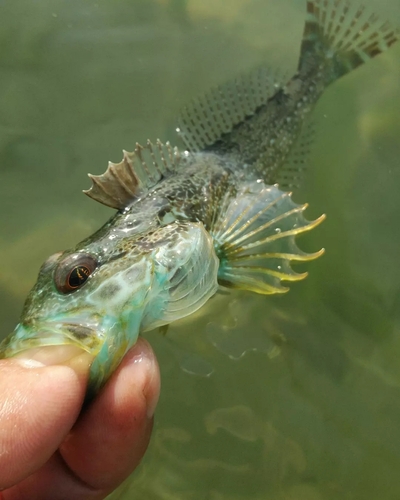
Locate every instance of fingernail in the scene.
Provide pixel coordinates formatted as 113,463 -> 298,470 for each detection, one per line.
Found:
123,338 -> 160,418
14,345 -> 93,375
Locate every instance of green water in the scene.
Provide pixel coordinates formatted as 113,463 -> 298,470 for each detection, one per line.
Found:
1,0 -> 400,498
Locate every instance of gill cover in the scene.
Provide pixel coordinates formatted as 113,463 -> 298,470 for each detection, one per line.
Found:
85,220 -> 220,394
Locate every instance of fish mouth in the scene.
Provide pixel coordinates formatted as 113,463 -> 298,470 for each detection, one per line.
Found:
0,321 -> 103,359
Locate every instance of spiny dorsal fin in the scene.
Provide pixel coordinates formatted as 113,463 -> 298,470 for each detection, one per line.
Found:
177,66 -> 285,152
83,140 -> 182,209
211,182 -> 325,295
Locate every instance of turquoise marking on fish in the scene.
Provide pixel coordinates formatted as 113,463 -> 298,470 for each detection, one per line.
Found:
0,0 -> 398,395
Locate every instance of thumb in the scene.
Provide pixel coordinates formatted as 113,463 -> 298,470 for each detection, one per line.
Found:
0,348 -> 91,489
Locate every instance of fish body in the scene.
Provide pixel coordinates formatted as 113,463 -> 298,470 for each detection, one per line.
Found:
1,0 -> 398,394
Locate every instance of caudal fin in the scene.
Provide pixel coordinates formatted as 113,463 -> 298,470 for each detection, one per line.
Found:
299,0 -> 398,82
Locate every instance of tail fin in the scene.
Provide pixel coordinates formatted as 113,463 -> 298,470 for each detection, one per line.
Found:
176,0 -> 398,186
300,0 -> 399,82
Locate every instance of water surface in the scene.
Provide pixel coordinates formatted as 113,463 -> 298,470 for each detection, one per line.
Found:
1,1 -> 400,499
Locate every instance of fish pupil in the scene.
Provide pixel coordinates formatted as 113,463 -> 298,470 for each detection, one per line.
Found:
68,266 -> 91,288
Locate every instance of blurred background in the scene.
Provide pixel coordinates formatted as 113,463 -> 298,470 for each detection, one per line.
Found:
1,1 -> 400,498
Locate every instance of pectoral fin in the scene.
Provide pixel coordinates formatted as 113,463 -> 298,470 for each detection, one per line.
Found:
211,182 -> 325,294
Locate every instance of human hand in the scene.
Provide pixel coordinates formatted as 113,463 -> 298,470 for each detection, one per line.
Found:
0,338 -> 160,500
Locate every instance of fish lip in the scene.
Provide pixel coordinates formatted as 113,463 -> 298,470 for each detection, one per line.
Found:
35,321 -> 103,351
1,321 -> 103,358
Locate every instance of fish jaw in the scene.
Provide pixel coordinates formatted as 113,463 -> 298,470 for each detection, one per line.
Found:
0,316 -> 110,359
86,308 -> 143,396
0,313 -> 141,396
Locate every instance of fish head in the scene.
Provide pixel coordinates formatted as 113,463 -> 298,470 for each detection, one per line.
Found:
2,243 -> 155,393
1,221 -> 219,394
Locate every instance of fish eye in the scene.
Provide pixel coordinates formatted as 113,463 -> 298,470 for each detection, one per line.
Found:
54,253 -> 97,294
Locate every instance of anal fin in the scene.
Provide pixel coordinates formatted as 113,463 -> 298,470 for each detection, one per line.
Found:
275,119 -> 315,189
211,182 -> 325,294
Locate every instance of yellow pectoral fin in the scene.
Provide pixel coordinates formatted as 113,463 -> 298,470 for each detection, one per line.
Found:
212,182 -> 325,295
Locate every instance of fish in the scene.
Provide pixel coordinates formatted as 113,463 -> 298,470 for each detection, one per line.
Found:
0,0 -> 398,395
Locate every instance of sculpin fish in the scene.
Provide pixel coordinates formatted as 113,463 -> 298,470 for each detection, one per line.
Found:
1,0 -> 398,394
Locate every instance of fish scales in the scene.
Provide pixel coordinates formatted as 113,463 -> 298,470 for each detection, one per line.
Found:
1,0 -> 398,394
205,75 -> 324,182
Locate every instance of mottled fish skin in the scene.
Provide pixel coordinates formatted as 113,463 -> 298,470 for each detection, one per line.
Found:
0,0 -> 398,395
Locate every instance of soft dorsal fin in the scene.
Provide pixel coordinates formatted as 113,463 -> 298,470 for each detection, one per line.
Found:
211,181 -> 325,294
83,140 -> 182,209
177,66 -> 285,152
